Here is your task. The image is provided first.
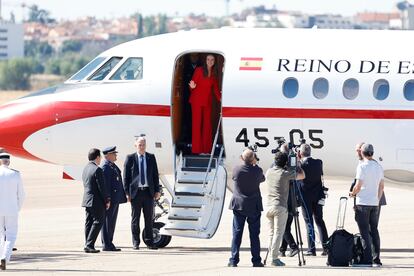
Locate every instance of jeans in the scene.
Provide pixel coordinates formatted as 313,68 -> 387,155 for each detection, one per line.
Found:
229,210 -> 261,265
301,197 -> 329,253
354,205 -> 380,264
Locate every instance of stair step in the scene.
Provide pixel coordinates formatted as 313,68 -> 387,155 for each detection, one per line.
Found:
177,179 -> 205,184
171,203 -> 203,209
175,191 -> 205,197
185,156 -> 216,169
168,215 -> 199,221
164,227 -> 198,232
181,167 -> 212,172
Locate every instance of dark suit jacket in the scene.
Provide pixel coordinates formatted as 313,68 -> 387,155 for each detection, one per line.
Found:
81,161 -> 110,209
229,163 -> 265,216
102,160 -> 127,205
300,157 -> 324,201
123,152 -> 160,199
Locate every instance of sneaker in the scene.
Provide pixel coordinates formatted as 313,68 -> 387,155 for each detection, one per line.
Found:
304,251 -> 316,256
289,248 -> 299,257
279,251 -> 286,257
271,259 -> 286,266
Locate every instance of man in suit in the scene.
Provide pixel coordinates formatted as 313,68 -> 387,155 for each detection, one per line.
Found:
228,149 -> 265,267
123,137 -> 161,250
100,146 -> 127,251
82,148 -> 110,253
0,152 -> 25,270
299,144 -> 329,256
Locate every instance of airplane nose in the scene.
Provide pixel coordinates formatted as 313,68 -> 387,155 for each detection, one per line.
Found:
0,100 -> 54,161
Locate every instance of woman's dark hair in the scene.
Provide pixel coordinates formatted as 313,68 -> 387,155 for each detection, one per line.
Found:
202,54 -> 219,78
274,152 -> 288,168
88,148 -> 101,161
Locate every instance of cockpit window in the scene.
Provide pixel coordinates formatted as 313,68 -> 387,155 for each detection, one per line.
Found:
69,56 -> 106,81
88,57 -> 122,81
110,58 -> 143,80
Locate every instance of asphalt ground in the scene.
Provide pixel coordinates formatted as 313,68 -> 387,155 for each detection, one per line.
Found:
2,157 -> 413,275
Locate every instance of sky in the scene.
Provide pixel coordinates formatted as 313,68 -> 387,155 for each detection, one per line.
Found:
2,0 -> 402,21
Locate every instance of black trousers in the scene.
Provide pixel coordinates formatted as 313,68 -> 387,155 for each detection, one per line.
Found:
85,206 -> 105,248
355,205 -> 380,264
101,203 -> 119,250
301,197 -> 329,253
131,190 -> 154,247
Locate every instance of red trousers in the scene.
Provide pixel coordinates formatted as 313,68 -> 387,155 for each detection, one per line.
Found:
191,105 -> 212,154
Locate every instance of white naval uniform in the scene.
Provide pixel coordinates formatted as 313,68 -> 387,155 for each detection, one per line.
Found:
0,165 -> 25,262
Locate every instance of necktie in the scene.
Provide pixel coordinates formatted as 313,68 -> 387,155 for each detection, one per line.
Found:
140,155 -> 145,185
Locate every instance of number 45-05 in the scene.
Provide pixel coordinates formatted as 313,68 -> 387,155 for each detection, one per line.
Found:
235,128 -> 324,149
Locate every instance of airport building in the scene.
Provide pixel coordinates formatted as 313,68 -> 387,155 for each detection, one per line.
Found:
0,22 -> 24,60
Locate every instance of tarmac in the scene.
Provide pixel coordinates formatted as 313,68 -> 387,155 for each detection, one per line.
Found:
2,157 -> 414,275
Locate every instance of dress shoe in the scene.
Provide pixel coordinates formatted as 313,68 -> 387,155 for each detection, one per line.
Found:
84,247 -> 100,253
132,246 -> 139,250
321,249 -> 329,256
0,259 -> 5,270
227,262 -> 237,267
252,262 -> 264,267
147,245 -> 158,250
279,251 -> 286,257
304,251 -> 316,256
103,247 -> 121,252
373,259 -> 382,267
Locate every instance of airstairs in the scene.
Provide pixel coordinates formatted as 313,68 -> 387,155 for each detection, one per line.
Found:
161,116 -> 227,239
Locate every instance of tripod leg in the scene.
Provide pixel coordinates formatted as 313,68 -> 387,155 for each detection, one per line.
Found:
295,213 -> 306,265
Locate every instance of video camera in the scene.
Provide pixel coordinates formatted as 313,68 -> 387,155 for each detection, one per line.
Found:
247,144 -> 260,162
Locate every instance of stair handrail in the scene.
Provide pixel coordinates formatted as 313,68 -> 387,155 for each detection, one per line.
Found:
207,144 -> 225,195
202,114 -> 223,189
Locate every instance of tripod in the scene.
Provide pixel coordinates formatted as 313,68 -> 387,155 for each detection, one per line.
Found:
290,180 -> 306,266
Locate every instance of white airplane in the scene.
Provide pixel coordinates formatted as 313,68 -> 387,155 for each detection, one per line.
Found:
0,28 -> 413,246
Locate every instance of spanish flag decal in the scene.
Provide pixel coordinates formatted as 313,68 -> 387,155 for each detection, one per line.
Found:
239,57 -> 263,71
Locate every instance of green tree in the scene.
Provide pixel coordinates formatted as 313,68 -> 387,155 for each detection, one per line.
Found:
0,59 -> 36,90
61,40 -> 83,53
27,5 -> 55,24
25,40 -> 54,58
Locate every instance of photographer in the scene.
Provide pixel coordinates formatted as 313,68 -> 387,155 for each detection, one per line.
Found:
265,152 -> 304,266
298,144 -> 329,256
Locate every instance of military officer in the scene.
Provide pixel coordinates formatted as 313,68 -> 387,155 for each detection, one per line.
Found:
101,146 -> 127,251
0,152 -> 25,270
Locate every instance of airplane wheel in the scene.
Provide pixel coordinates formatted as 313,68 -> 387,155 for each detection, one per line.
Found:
142,222 -> 172,248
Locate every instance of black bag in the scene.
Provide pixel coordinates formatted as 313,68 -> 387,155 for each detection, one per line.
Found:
327,229 -> 354,266
352,233 -> 364,265
326,197 -> 354,266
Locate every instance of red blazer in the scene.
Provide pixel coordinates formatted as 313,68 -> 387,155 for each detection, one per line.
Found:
189,67 -> 221,107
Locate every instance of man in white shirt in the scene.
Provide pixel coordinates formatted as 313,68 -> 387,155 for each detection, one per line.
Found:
0,152 -> 25,270
350,143 -> 384,267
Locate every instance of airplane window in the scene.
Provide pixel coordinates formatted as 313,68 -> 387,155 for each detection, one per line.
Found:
373,79 -> 389,101
343,78 -> 359,100
283,78 -> 299,98
404,80 -> 414,101
313,78 -> 329,99
88,57 -> 122,81
69,56 -> 106,81
110,57 -> 143,80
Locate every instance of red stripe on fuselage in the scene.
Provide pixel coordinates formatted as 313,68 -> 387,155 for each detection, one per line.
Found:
222,106 -> 414,119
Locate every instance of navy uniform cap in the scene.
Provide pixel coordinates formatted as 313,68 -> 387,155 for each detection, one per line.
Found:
0,152 -> 10,159
102,146 -> 118,155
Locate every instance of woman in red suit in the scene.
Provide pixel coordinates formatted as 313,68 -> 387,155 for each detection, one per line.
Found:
189,54 -> 221,154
